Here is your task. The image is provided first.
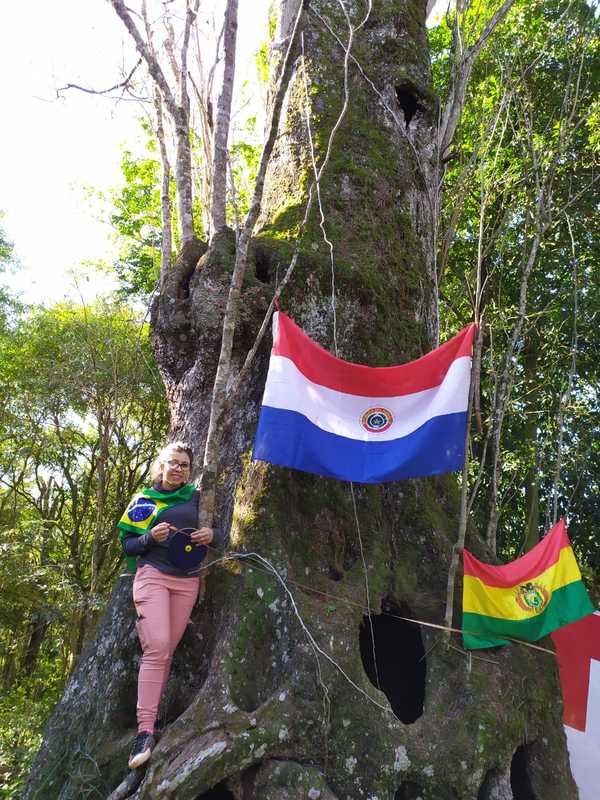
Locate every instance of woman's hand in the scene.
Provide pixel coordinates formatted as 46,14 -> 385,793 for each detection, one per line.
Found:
190,527 -> 214,547
150,522 -> 172,542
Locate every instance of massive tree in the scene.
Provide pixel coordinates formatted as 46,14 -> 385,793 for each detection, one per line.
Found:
24,2 -> 584,798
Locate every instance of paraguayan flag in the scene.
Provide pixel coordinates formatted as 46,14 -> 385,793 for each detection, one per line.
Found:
252,312 -> 475,484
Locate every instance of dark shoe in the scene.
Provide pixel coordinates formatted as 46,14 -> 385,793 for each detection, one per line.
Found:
128,730 -> 155,769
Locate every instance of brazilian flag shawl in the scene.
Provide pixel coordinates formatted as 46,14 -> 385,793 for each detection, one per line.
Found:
117,483 -> 196,572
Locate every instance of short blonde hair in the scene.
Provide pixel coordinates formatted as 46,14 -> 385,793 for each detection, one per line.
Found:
150,441 -> 194,483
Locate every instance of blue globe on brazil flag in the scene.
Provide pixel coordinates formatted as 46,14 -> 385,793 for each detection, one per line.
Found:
128,497 -> 157,522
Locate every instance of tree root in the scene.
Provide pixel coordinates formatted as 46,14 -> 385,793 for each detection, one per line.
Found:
106,766 -> 147,800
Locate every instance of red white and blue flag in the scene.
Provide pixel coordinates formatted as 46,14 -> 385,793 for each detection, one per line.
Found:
252,312 -> 476,483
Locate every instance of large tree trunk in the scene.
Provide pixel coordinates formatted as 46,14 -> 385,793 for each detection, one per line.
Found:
24,2 -> 576,799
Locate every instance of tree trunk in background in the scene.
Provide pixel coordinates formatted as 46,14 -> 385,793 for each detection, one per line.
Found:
24,3 -> 576,799
523,339 -> 540,553
21,617 -> 50,674
209,0 -> 238,238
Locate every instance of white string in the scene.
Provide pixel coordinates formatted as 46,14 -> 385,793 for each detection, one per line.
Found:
128,532 -> 557,657
300,0 -> 373,356
310,4 -> 428,189
301,33 -> 338,354
349,482 -> 381,691
231,4 -> 373,394
300,0 -> 383,705
233,551 -> 333,741
202,551 -> 393,715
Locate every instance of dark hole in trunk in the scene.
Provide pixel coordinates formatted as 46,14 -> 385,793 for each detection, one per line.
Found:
395,780 -> 424,799
510,744 -> 537,800
395,83 -> 422,128
194,780 -> 236,800
359,601 -> 426,723
254,249 -> 272,283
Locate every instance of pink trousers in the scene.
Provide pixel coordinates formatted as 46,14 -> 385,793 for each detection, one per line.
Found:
132,564 -> 200,733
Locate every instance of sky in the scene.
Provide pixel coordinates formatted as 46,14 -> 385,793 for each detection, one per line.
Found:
0,0 -> 271,304
1,1 -> 142,303
0,1 -> 446,306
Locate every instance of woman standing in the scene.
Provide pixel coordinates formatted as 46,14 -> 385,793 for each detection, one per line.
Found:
117,441 -> 221,769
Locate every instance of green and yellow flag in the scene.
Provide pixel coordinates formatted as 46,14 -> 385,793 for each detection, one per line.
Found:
462,519 -> 594,649
117,483 -> 196,571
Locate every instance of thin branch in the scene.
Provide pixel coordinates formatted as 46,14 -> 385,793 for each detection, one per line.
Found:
142,1 -> 172,280
113,0 -> 196,242
209,0 -> 238,237
155,88 -> 173,282
231,1 -> 373,394
55,59 -> 143,98
551,216 -> 579,524
438,0 -> 516,159
444,321 -> 481,637
110,0 -> 178,117
198,0 -> 309,527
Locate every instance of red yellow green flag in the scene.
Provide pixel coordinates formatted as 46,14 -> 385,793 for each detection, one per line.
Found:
462,519 -> 594,649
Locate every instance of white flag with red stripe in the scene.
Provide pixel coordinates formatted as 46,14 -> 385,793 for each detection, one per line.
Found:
552,611 -> 600,799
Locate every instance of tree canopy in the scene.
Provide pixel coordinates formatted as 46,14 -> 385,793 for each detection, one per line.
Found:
0,300 -> 167,795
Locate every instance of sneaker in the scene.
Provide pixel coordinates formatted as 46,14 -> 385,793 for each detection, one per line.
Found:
128,730 -> 155,769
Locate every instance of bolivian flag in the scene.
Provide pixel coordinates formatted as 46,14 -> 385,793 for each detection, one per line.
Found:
462,519 -> 593,649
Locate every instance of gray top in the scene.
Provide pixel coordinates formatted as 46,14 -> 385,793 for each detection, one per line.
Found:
122,487 -> 224,577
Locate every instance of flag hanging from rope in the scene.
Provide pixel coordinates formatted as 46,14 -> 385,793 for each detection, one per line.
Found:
462,519 -> 594,649
252,311 -> 475,483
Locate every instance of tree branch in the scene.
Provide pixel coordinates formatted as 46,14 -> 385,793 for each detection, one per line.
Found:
209,0 -> 238,237
55,59 -> 143,99
198,0 -> 308,527
110,0 -> 178,118
438,0 -> 516,158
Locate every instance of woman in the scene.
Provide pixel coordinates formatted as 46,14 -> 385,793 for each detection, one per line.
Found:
117,441 -> 221,769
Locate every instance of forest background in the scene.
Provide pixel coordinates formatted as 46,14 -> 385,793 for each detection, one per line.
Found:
0,0 -> 599,797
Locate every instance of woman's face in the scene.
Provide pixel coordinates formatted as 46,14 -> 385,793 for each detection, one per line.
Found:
160,451 -> 192,489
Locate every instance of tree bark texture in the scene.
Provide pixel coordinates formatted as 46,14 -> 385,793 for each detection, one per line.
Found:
112,0 -> 196,243
25,2 -> 577,799
154,89 -> 173,282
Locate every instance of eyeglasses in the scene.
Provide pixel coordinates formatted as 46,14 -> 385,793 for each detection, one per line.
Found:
166,459 -> 191,471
